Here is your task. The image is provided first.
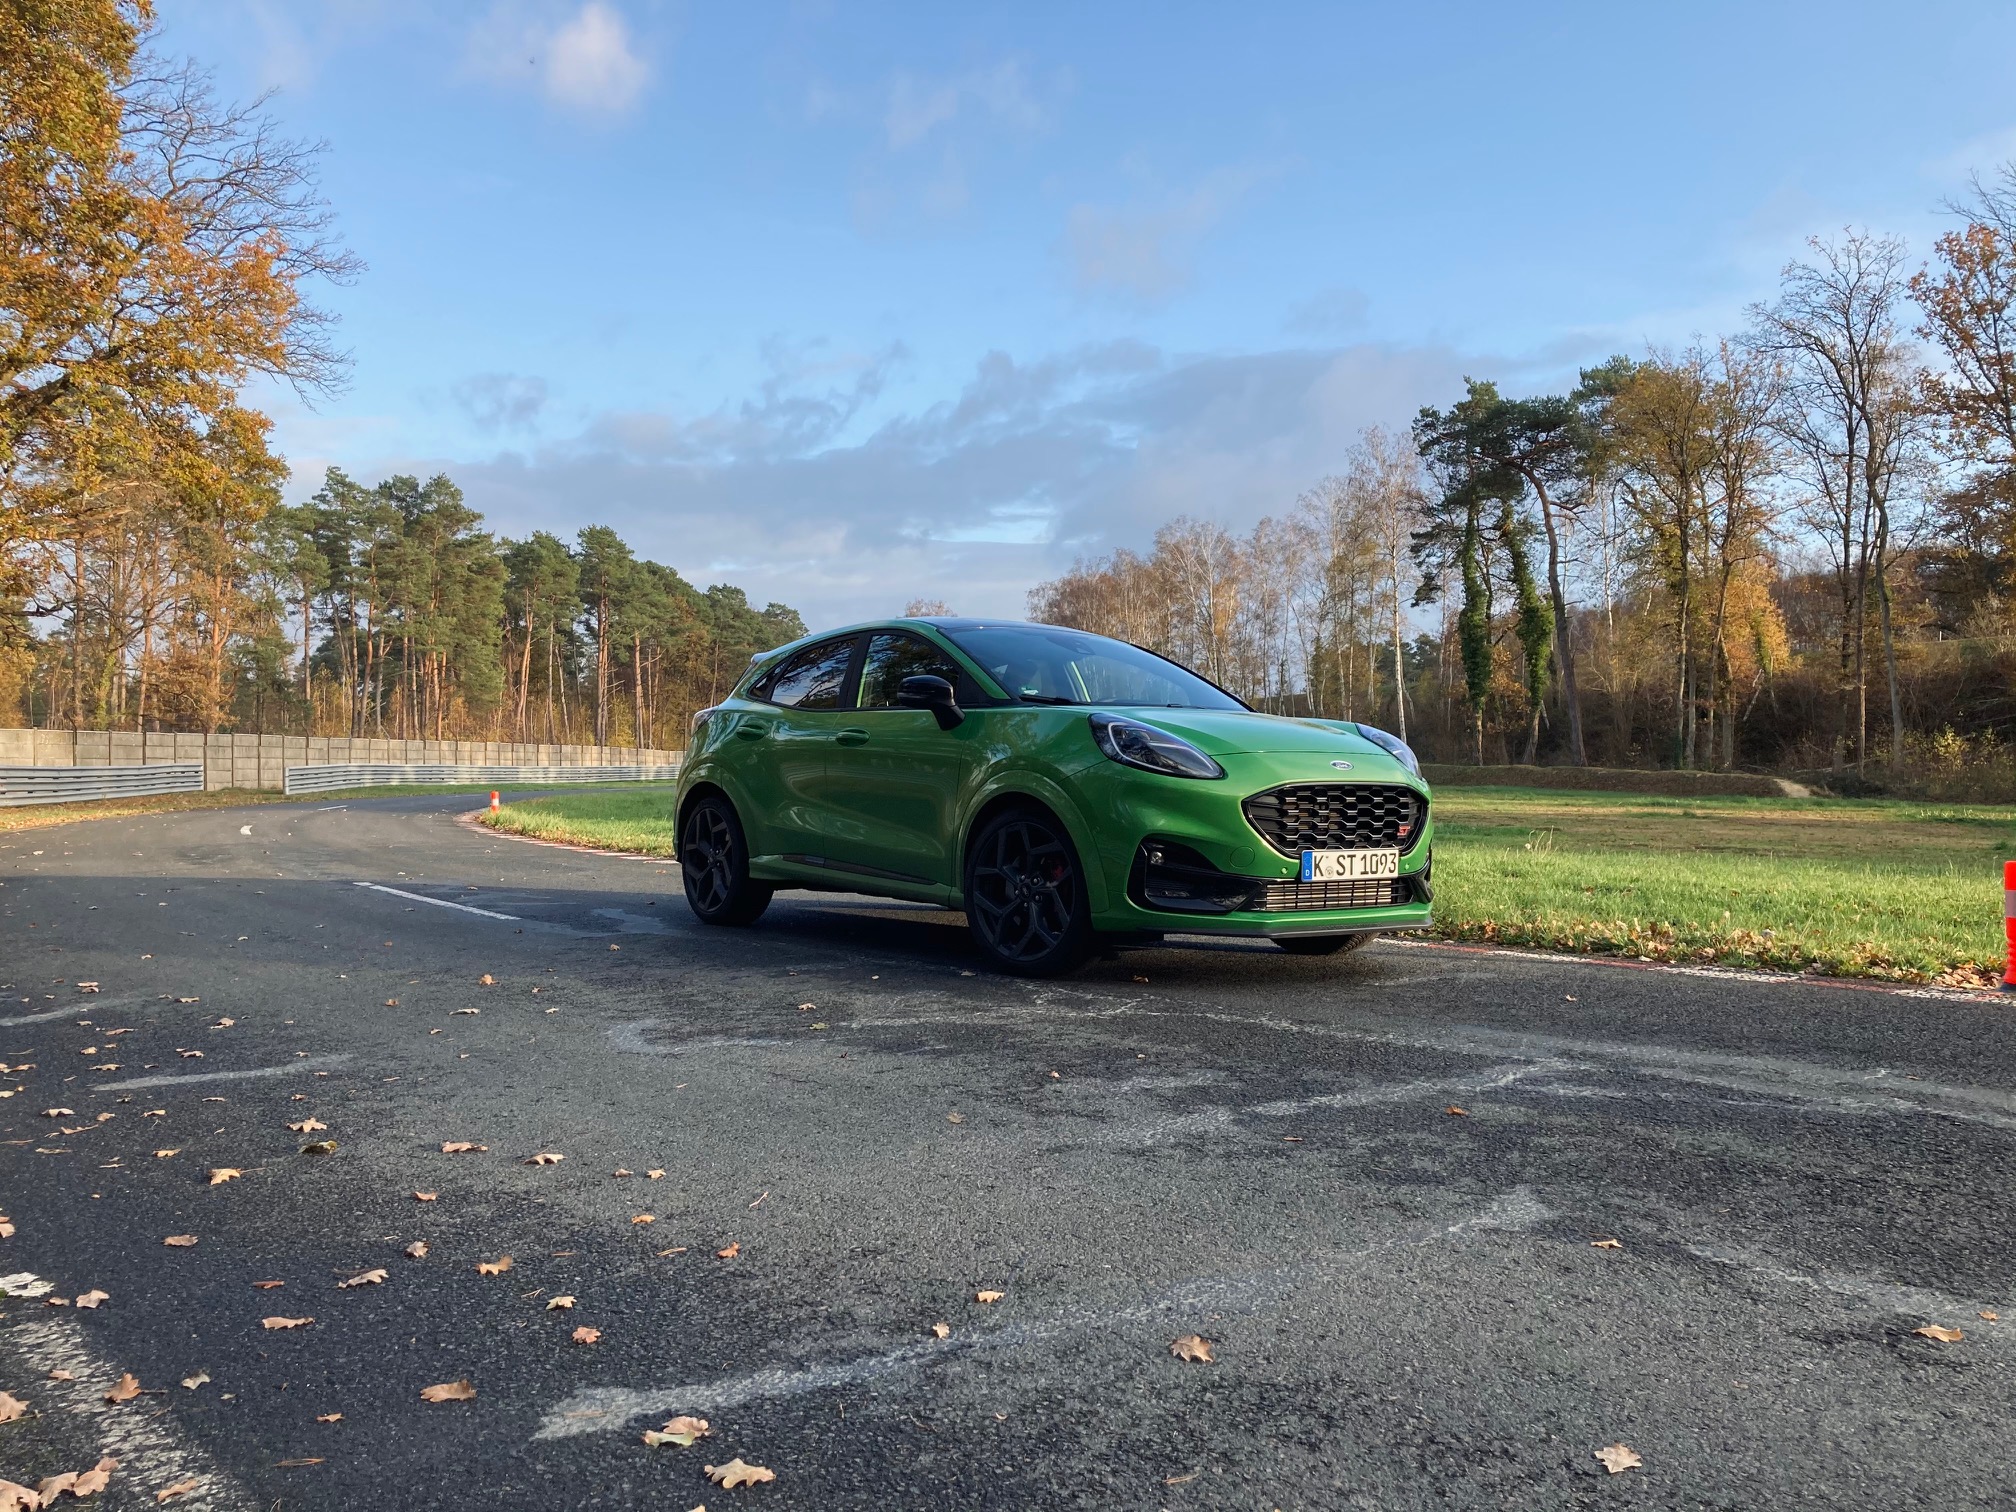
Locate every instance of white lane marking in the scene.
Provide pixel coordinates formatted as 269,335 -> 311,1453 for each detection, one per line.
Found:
91,1053 -> 352,1091
6,1304 -> 257,1510
314,804 -> 349,811
353,881 -> 519,920
0,994 -> 156,1027
1684,1239 -> 2010,1338
532,1187 -> 1549,1440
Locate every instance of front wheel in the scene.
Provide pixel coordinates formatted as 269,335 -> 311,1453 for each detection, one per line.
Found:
963,807 -> 1095,977
681,795 -> 774,926
1275,932 -> 1374,957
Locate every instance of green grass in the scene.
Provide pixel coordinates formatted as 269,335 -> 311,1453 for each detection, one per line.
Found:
483,786 -> 2016,987
0,781 -> 650,833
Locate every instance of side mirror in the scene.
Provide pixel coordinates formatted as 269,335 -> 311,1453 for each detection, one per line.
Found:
897,674 -> 964,730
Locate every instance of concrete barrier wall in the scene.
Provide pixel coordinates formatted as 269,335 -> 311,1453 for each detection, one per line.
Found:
0,730 -> 685,792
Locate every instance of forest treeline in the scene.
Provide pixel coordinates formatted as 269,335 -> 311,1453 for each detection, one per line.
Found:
0,2 -> 802,748
1033,184 -> 2016,792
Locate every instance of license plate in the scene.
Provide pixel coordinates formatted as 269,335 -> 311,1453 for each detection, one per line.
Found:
1301,848 -> 1399,882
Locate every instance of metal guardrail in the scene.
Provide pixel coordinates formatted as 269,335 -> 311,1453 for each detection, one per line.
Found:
0,763 -> 206,808
282,762 -> 681,795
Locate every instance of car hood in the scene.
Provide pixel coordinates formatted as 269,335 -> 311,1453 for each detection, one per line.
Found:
1108,709 -> 1385,759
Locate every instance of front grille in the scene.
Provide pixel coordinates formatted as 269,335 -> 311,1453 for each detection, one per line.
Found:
1256,877 -> 1408,911
1242,783 -> 1425,857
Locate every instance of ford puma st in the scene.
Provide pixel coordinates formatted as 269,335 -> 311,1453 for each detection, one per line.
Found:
674,617 -> 1433,975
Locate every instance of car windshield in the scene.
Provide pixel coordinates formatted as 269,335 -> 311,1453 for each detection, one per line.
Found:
943,624 -> 1245,710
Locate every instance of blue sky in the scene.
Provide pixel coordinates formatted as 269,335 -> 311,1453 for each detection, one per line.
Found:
161,0 -> 2016,629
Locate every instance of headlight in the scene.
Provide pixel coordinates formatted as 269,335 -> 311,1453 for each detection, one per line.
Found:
1089,713 -> 1225,780
1353,723 -> 1420,778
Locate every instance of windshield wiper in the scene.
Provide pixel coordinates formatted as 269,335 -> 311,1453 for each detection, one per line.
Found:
1014,693 -> 1081,705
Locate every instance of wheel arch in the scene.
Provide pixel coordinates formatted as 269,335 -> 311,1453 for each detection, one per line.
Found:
957,777 -> 1111,915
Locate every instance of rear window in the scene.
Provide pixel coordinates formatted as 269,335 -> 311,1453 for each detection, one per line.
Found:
758,638 -> 856,710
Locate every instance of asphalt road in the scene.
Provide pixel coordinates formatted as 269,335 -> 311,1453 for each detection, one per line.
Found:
0,791 -> 2011,1510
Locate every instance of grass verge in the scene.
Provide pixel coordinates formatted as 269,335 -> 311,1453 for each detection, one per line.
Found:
480,786 -> 2013,988
0,782 -> 649,834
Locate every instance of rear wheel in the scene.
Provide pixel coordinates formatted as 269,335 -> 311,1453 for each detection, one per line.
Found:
963,806 -> 1095,977
681,794 -> 773,926
1275,932 -> 1374,957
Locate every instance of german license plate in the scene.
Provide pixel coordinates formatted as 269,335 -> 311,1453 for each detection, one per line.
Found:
1301,848 -> 1399,882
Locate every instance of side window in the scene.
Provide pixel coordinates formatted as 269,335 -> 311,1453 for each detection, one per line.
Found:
762,638 -> 857,710
857,633 -> 969,710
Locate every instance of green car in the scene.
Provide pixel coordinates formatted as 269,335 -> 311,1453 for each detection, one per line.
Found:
675,617 -> 1433,975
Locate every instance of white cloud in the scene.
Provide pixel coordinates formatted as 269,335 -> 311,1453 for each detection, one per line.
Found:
1064,164 -> 1279,305
453,373 -> 550,432
468,1 -> 651,116
883,59 -> 1051,149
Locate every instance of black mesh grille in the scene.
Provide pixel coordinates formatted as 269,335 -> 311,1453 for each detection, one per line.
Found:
1257,877 -> 1408,911
1242,784 -> 1425,856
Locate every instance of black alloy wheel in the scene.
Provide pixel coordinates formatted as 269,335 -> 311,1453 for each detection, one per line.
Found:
1275,932 -> 1374,957
681,795 -> 773,926
964,807 -> 1095,976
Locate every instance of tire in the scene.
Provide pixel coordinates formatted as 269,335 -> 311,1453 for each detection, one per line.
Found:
681,794 -> 774,927
963,805 -> 1095,977
1275,932 -> 1375,957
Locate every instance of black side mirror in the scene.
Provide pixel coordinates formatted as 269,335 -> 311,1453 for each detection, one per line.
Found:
897,674 -> 963,730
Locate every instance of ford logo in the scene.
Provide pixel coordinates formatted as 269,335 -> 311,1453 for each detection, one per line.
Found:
1330,760 -> 1353,770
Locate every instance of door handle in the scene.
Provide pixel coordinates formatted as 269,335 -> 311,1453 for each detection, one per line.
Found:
736,720 -> 770,740
835,728 -> 869,747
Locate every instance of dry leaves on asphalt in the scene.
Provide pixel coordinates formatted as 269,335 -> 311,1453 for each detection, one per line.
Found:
153,1149 -> 180,1159
974,1290 -> 1004,1304
179,1373 -> 209,1390
105,1374 -> 142,1403
419,1379 -> 475,1403
478,975 -> 495,986
315,1413 -> 342,1423
524,1152 -> 564,1166
1590,1238 -> 1623,1250
35,1458 -> 117,1500
206,1168 -> 242,1186
337,1269 -> 387,1289
570,1326 -> 600,1345
261,1317 -> 313,1330
251,1281 -> 284,1290
163,1235 -> 198,1248
450,1008 -> 479,1017
274,1458 -> 323,1468
632,1214 -> 656,1226
210,1018 -> 234,1029
439,1142 -> 486,1154
1982,1309 -> 2001,1321
404,1241 -> 429,1259
74,1291 -> 108,1309
0,1392 -> 25,1423
647,1169 -> 664,1180
300,1141 -> 338,1155
0,1481 -> 34,1512
1169,1336 -> 1214,1363
641,1415 -> 711,1447
288,1119 -> 327,1133
1444,1106 -> 1469,1116
476,1256 -> 512,1276
930,1323 -> 950,1339
1593,1443 -> 1642,1474
413,1192 -> 437,1202
704,1459 -> 775,1488
40,1109 -> 74,1119
176,1050 -> 203,1059
546,1296 -> 575,1310
945,1111 -> 964,1125
1914,1324 -> 1964,1343
156,1477 -> 200,1502
715,1242 -> 739,1259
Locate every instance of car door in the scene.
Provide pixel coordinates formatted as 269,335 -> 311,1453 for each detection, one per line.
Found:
730,635 -> 862,861
819,630 -> 984,887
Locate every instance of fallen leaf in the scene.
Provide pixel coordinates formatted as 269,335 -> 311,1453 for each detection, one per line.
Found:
47,1370 -> 74,1382
1914,1324 -> 1964,1343
41,1108 -> 75,1118
44,1296 -> 70,1308
49,1459 -> 117,1498
77,982 -> 99,993
715,1242 -> 739,1259
524,1152 -> 564,1166
647,1169 -> 665,1180
412,1191 -> 437,1202
207,1168 -> 242,1186
641,1415 -> 711,1446
274,1458 -> 324,1467
419,1379 -> 475,1403
1590,1238 -> 1623,1250
612,1168 -> 633,1178
105,1373 -> 142,1402
261,1317 -> 313,1330
1170,1335 -> 1214,1363
547,1295 -> 575,1310
405,1241 -> 429,1259
0,1392 -> 24,1423
153,1149 -> 181,1159
945,1111 -> 964,1124
608,944 -> 620,951
1981,1309 -> 2000,1321
315,1413 -> 342,1423
476,1256 -> 512,1276
0,1481 -> 35,1512
337,1269 -> 387,1289
975,1289 -> 1004,1304
384,999 -> 399,1007
163,1235 -> 199,1248
74,1290 -> 108,1308
156,1477 -> 200,1502
1593,1443 -> 1642,1474
142,1109 -> 165,1118
180,1373 -> 209,1389
300,1141 -> 338,1155
571,1326 -> 600,1345
176,1050 -> 203,1059
439,1142 -> 486,1154
251,1281 -> 285,1289
450,1008 -> 479,1016
1445,1105 -> 1469,1116
478,974 -> 495,986
632,1214 -> 656,1225
657,1247 -> 688,1257
210,1018 -> 234,1029
175,996 -> 199,1004
704,1459 -> 775,1489
288,1119 -> 327,1133
930,1322 -> 950,1339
